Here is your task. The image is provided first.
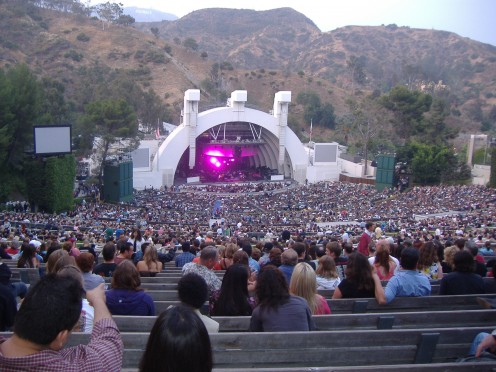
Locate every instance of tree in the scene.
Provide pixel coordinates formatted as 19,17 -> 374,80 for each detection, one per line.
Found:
297,91 -> 336,129
80,99 -> 138,185
0,65 -> 41,170
183,37 -> 199,51
115,14 -> 135,26
95,2 -> 123,30
150,27 -> 159,38
380,85 -> 432,140
346,55 -> 367,94
201,51 -> 208,60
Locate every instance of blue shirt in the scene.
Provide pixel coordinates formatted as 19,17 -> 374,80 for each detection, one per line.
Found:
249,257 -> 260,274
384,270 -> 431,303
175,252 -> 195,268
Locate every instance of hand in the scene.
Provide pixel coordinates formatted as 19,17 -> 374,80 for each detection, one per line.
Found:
476,334 -> 496,357
86,283 -> 106,307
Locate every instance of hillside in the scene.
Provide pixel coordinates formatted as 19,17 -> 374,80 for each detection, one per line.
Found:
1,3 -> 496,142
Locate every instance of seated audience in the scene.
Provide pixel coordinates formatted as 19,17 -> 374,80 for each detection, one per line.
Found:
0,261 -> 27,300
93,242 -> 117,277
250,265 -> 316,331
290,262 -> 331,315
439,250 -> 485,295
332,253 -> 384,300
0,283 -> 16,331
182,246 -> 222,294
210,264 -> 255,316
378,247 -> 431,304
417,241 -> 443,280
369,239 -> 399,280
178,273 -> 219,333
175,241 -> 196,268
17,243 -> 38,268
315,255 -> 341,290
136,245 -> 163,276
76,252 -> 105,291
278,248 -> 298,284
106,260 -> 155,316
468,330 -> 496,357
0,274 -> 123,371
114,241 -> 133,265
139,305 -> 212,372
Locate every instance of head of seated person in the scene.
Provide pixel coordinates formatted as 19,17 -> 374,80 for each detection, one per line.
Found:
4,274 -> 84,353
177,273 -> 208,310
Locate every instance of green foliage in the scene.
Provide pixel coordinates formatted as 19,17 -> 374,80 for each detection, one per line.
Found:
64,50 -> 83,61
473,147 -> 490,165
380,86 -> 432,140
25,155 -> 76,213
200,51 -> 208,60
491,147 -> 496,188
76,32 -> 90,42
396,141 -> 468,185
150,27 -> 159,38
80,98 -> 138,184
115,14 -> 135,26
183,37 -> 199,51
296,92 -> 336,129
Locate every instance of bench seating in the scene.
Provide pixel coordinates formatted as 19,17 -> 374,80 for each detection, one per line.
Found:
51,326 -> 489,368
112,309 -> 496,332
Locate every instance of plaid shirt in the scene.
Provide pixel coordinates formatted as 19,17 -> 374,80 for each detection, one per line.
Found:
0,318 -> 123,371
175,252 -> 196,268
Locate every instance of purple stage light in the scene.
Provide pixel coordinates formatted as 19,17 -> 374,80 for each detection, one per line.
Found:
210,157 -> 217,164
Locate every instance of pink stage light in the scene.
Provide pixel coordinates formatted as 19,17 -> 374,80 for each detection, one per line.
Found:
206,150 -> 225,157
215,161 -> 221,167
210,157 -> 217,164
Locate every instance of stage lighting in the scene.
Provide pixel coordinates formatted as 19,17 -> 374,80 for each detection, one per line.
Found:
210,157 -> 217,164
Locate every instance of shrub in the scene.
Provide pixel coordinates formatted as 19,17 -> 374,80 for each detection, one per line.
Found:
77,33 -> 90,42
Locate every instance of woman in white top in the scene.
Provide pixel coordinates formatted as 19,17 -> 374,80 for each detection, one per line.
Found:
128,228 -> 145,253
315,255 -> 341,290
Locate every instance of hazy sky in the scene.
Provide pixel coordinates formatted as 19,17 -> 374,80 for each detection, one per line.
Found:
91,0 -> 496,46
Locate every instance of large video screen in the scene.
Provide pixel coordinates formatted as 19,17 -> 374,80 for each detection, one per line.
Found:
314,143 -> 337,163
34,125 -> 72,155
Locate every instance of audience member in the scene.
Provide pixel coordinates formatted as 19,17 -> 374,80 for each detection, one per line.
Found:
210,264 -> 255,316
0,274 -> 123,371
76,252 -> 105,291
290,262 -> 331,315
136,245 -> 163,276
278,249 -> 298,284
332,253 -> 383,300
175,241 -> 196,268
315,255 -> 341,290
379,247 -> 431,304
250,265 -> 316,332
417,241 -> 443,280
139,305 -> 212,372
182,246 -> 222,294
178,273 -> 219,333
93,242 -> 117,277
439,250 -> 485,295
106,260 -> 155,316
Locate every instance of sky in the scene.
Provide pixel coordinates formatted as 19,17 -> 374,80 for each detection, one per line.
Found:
91,0 -> 496,46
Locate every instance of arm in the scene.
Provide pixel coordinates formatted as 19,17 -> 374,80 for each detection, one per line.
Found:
332,286 -> 343,299
436,262 -> 443,279
249,308 -> 263,331
384,276 -> 399,304
373,271 -> 387,305
476,333 -> 496,357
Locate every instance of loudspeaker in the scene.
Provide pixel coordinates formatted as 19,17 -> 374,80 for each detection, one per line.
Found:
103,161 -> 133,202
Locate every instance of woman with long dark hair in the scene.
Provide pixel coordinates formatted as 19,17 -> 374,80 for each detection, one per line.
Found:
417,241 -> 443,280
249,265 -> 315,331
17,243 -> 38,268
139,305 -> 213,372
210,264 -> 255,316
332,253 -> 384,300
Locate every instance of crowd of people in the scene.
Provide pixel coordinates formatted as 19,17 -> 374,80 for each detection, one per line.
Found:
1,180 -> 496,370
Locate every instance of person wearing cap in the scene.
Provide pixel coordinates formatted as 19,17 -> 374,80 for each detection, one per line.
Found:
175,242 -> 195,268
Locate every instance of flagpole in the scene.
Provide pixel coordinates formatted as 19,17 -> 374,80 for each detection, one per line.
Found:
309,118 -> 313,143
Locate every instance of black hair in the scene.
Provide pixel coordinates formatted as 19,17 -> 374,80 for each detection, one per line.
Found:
182,241 -> 191,253
292,242 -> 306,257
139,305 -> 212,372
177,273 -> 208,309
241,241 -> 252,257
400,247 -> 420,270
255,265 -> 290,310
211,264 -> 252,316
102,242 -> 116,261
454,250 -> 474,273
14,274 -> 83,345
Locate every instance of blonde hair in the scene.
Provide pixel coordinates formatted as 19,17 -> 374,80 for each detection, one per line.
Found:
289,262 -> 318,314
443,245 -> 459,270
144,245 -> 159,270
315,255 -> 339,279
224,244 -> 237,259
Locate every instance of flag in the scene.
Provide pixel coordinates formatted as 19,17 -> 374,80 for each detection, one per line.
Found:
155,122 -> 160,139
